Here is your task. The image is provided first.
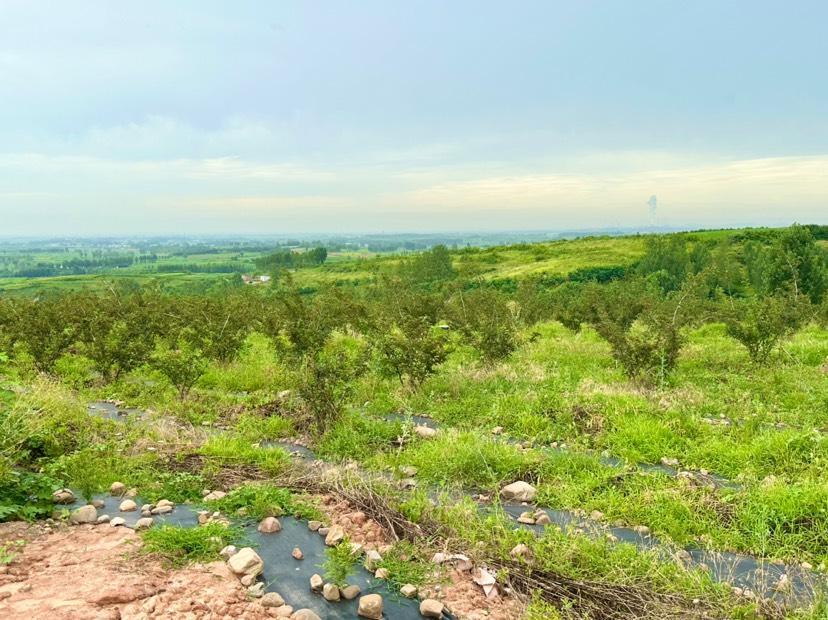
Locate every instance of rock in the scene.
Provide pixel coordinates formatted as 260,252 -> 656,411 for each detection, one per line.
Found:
274,606 -> 294,617
97,514 -> 111,524
110,517 -> 126,527
775,574 -> 791,592
500,481 -> 536,502
258,516 -> 282,533
325,524 -> 345,546
589,510 -> 604,521
318,527 -> 329,537
510,543 -> 533,560
399,477 -> 418,490
248,582 -> 266,598
414,425 -> 438,439
203,490 -> 226,501
241,574 -> 256,587
309,573 -> 324,592
492,426 -> 504,435
292,547 -> 304,560
634,525 -> 651,536
517,511 -> 535,524
364,549 -> 382,571
141,504 -> 153,512
125,487 -> 138,498
156,499 -> 175,508
374,567 -> 390,579
308,520 -> 323,531
261,591 -> 285,607
420,598 -> 444,618
141,510 -> 152,518
119,499 -> 138,512
52,488 -> 76,504
228,547 -> 264,578
151,505 -> 173,515
341,584 -> 361,600
91,499 -> 106,509
110,482 -> 126,496
67,504 -> 97,524
220,545 -> 238,559
292,610 -> 321,620
322,583 -> 341,601
358,593 -> 383,619
400,584 -> 418,598
135,517 -> 154,529
660,457 -> 679,467
399,465 -> 418,477
534,511 -> 552,525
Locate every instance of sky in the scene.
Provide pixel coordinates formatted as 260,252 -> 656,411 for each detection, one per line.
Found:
1,0 -> 826,236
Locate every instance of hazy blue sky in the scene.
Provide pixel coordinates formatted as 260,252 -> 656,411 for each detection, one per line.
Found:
1,1 -> 826,235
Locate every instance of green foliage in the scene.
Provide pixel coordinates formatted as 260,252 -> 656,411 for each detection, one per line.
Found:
762,224 -> 828,303
399,244 -> 456,285
448,287 -> 519,364
375,320 -> 449,388
722,294 -> 812,363
0,469 -> 60,521
316,413 -> 401,461
149,471 -> 207,503
53,353 -> 97,389
44,445 -> 115,502
199,436 -> 290,475
298,331 -> 369,434
255,246 -> 328,273
205,483 -> 320,521
149,329 -> 208,399
636,235 -> 691,293
321,539 -> 359,587
142,522 -> 244,566
375,541 -> 433,590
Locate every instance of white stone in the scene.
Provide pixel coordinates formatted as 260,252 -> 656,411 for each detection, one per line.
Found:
324,524 -> 345,546
119,499 -> 138,512
260,592 -> 285,607
500,481 -> 536,502
110,517 -> 126,527
400,584 -> 417,598
420,599 -> 444,618
322,583 -> 340,601
220,545 -> 238,559
309,573 -> 324,592
70,505 -> 97,524
357,593 -> 383,619
227,547 -> 264,578
134,517 -> 154,529
414,425 -> 437,439
258,516 -> 282,533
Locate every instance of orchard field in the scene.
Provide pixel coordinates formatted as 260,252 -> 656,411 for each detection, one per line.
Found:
1,225 -> 828,619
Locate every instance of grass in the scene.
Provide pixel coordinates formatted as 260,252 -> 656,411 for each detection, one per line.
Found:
142,522 -> 245,566
321,539 -> 359,587
205,482 -> 321,521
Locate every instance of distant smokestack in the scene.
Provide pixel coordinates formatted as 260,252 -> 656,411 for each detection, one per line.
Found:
647,195 -> 657,227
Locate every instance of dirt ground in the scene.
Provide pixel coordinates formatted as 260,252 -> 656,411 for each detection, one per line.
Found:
0,521 -> 275,619
1,508 -> 524,620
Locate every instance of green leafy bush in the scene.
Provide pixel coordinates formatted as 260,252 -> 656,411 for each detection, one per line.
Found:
0,469 -> 60,521
322,539 -> 359,587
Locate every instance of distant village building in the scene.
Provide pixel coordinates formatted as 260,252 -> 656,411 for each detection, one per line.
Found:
242,274 -> 271,285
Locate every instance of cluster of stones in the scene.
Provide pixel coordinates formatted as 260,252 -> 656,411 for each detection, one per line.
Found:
53,481 -> 175,530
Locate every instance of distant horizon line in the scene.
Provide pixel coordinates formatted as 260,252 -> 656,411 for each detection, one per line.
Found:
1,223 -> 821,243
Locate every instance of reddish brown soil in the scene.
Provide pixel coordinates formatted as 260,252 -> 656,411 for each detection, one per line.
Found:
0,522 -> 275,619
